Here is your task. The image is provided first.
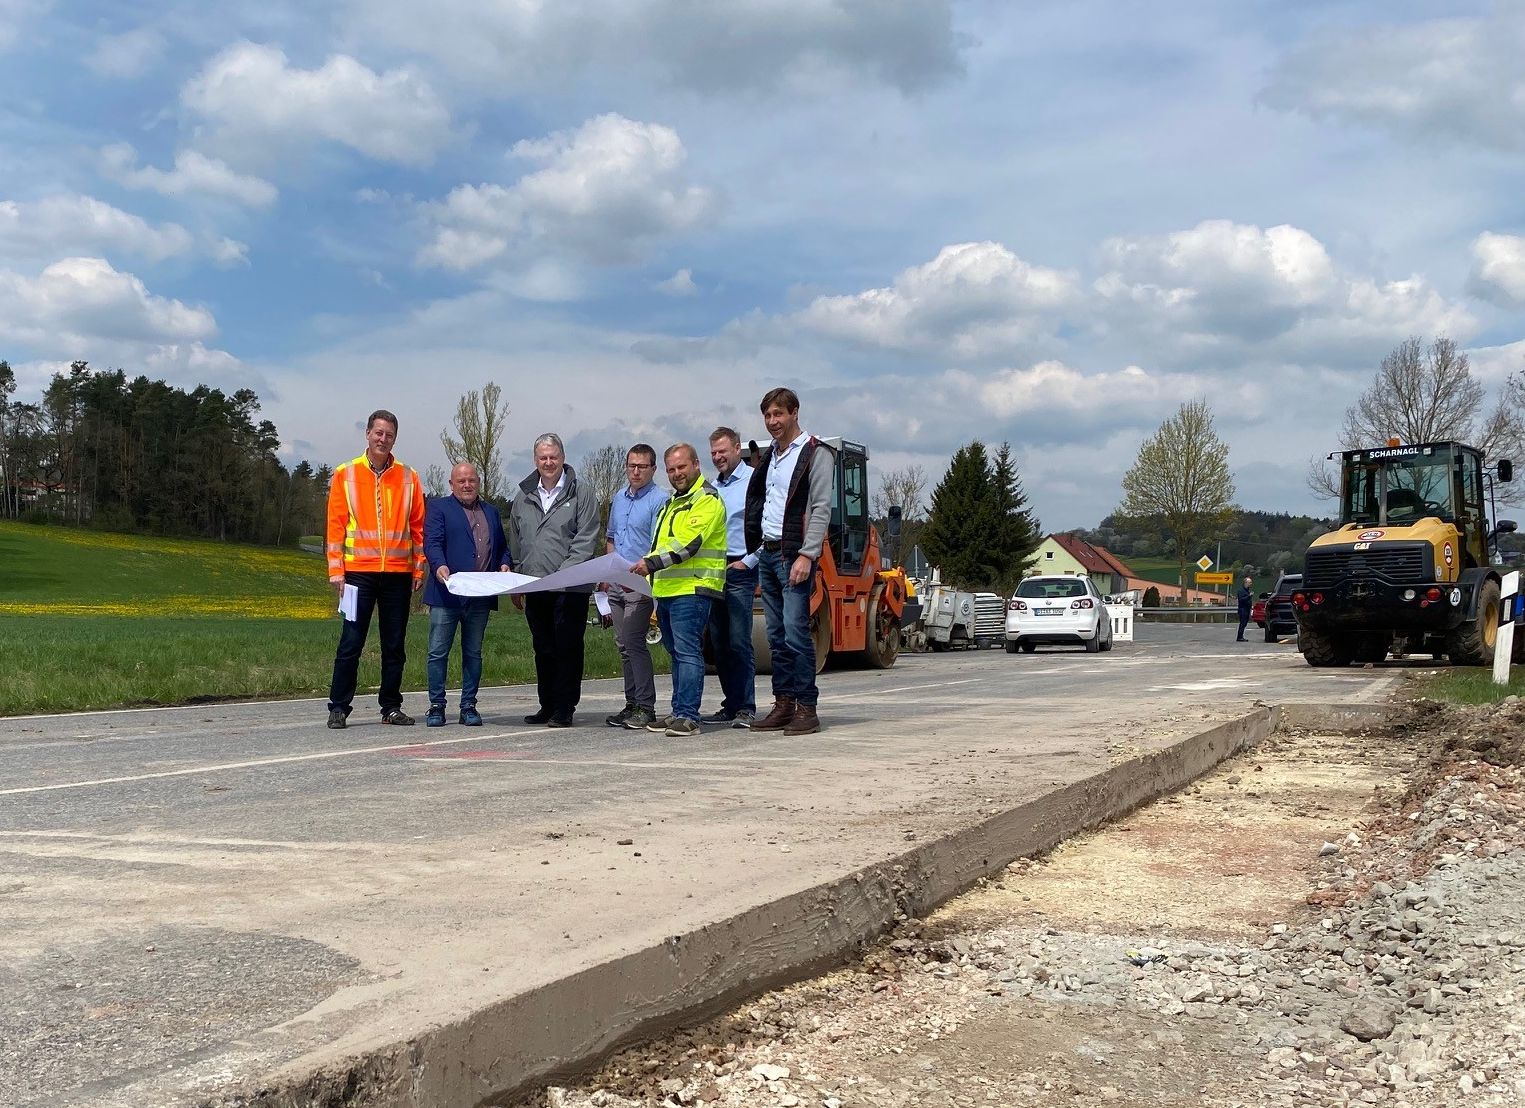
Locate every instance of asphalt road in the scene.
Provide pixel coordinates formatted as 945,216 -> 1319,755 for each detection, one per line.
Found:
0,624 -> 1405,1107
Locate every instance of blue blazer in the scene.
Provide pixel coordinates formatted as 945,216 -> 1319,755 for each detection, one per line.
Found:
423,495 -> 511,610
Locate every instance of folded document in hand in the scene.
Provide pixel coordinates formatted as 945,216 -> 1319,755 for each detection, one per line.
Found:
444,552 -> 652,598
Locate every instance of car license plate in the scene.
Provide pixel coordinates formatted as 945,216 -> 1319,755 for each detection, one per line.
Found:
1034,608 -> 1062,616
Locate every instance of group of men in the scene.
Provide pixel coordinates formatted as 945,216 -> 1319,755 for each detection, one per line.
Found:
323,387 -> 832,738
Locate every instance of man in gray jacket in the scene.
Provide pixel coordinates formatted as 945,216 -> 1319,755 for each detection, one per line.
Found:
507,432 -> 603,727
741,387 -> 834,736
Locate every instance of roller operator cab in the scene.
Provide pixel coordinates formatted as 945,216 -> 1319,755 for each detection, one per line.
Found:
1297,441 -> 1518,667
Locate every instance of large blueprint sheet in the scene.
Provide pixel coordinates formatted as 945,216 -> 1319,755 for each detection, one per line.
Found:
443,552 -> 652,598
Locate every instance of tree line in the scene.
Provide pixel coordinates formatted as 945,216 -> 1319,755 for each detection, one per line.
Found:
0,360 -> 329,544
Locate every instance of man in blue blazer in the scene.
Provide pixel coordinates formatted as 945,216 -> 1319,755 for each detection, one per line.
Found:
423,462 -> 512,726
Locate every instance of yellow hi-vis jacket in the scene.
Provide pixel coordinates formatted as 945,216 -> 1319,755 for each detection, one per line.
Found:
325,455 -> 426,583
640,479 -> 727,600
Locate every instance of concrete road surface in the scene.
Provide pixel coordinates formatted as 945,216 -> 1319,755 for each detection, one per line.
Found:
0,625 -> 1405,1106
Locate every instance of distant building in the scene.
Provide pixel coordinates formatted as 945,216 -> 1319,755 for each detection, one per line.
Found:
1030,534 -> 1136,596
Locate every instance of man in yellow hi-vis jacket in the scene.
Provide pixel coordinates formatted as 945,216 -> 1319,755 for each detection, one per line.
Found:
630,443 -> 728,738
324,409 -> 426,729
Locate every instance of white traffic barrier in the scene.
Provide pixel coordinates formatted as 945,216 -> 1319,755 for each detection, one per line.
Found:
1107,603 -> 1134,643
1495,571 -> 1521,686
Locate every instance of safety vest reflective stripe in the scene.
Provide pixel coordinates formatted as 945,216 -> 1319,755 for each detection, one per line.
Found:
333,456 -> 423,576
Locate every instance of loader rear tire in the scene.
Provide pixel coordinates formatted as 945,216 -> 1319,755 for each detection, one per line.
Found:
1301,627 -> 1356,668
1445,577 -> 1500,667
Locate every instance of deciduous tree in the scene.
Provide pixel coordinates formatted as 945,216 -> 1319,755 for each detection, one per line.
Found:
440,382 -> 511,501
579,443 -> 624,531
1116,400 -> 1236,601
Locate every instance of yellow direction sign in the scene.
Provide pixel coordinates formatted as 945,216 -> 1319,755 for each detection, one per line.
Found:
1196,571 -> 1234,585
1196,555 -> 1214,571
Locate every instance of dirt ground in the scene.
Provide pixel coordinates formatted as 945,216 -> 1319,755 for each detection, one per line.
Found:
509,696 -> 1525,1108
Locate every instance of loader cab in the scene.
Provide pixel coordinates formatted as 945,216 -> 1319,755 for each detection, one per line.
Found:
1337,442 -> 1489,564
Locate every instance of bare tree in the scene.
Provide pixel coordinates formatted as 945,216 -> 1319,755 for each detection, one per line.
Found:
579,443 -> 624,530
1116,399 -> 1236,601
1308,337 -> 1524,503
871,464 -> 929,519
440,382 -> 510,501
423,463 -> 448,499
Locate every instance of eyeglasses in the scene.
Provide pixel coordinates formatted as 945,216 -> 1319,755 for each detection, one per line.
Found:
626,463 -> 653,470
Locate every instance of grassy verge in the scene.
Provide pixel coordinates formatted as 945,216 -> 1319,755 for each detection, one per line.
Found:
2,610 -> 652,716
1419,667 -> 1525,705
0,521 -> 668,715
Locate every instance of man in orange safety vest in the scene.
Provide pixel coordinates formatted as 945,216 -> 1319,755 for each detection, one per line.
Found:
325,409 -> 426,728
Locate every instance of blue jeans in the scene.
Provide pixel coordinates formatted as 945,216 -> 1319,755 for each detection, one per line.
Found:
656,594 -> 712,722
427,601 -> 492,709
708,564 -> 757,716
757,549 -> 817,706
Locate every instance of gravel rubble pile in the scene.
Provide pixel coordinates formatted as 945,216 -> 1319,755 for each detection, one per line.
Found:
522,698 -> 1525,1108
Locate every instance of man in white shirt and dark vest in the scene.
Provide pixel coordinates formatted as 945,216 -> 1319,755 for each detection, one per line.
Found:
740,387 -> 833,735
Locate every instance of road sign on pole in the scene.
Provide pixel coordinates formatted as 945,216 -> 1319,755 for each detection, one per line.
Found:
1196,555 -> 1214,571
1195,571 -> 1234,585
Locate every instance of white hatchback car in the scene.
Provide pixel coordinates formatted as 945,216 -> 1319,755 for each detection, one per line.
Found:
1005,575 -> 1114,654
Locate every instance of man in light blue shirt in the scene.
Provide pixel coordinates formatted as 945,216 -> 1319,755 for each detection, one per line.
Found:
702,427 -> 757,728
603,444 -> 669,730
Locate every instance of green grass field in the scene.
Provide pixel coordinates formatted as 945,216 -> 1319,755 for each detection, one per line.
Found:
1419,667 -> 1525,704
0,520 -> 644,716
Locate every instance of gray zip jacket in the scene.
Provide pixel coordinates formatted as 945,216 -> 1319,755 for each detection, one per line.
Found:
507,464 -> 603,589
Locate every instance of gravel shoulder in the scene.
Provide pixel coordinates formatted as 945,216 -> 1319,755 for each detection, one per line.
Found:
524,696 -> 1525,1108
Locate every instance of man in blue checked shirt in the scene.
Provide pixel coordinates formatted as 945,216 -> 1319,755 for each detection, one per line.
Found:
602,444 -> 669,730
703,426 -> 757,728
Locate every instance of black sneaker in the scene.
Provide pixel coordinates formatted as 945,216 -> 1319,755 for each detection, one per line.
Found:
380,708 -> 415,726
700,709 -> 736,725
327,709 -> 347,729
606,704 -> 638,727
547,712 -> 574,728
524,708 -> 552,724
622,706 -> 657,730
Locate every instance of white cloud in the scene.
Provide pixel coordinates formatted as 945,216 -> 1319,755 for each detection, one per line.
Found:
1091,220 -> 1474,365
0,194 -> 194,263
0,257 -> 217,346
85,27 -> 165,78
1468,338 -> 1525,386
348,0 -> 961,95
210,237 -> 250,267
1262,10 -> 1525,151
0,0 -> 47,51
101,144 -> 278,208
793,241 -> 1078,361
655,268 -> 697,296
420,114 -> 717,271
1469,232 -> 1525,309
181,41 -> 453,167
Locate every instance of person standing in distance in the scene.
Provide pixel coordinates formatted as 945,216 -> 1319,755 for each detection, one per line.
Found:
325,409 -> 426,728
422,462 -> 512,727
630,444 -> 728,737
507,433 -> 602,727
603,444 -> 669,731
702,427 -> 756,729
1236,574 -> 1253,643
741,387 -> 832,735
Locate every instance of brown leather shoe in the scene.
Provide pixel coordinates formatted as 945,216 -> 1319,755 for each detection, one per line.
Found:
784,703 -> 820,735
750,697 -> 796,731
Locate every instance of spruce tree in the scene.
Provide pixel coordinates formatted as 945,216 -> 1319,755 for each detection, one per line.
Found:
921,441 -> 996,589
989,442 -> 1042,593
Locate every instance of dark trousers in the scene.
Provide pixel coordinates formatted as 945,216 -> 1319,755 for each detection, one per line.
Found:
708,563 -> 757,716
524,591 -> 591,715
1237,610 -> 1250,640
329,570 -> 414,716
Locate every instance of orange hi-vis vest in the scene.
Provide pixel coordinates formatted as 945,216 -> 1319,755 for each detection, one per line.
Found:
325,455 -> 426,583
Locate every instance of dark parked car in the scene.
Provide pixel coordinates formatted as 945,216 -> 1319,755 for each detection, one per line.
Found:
1264,573 -> 1302,643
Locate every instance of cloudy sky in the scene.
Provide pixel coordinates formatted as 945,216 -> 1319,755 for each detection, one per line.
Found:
4,0 -> 1525,530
